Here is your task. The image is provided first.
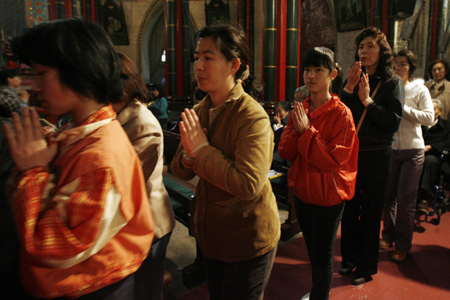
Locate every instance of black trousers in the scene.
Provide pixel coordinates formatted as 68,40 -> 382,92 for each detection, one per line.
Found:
419,154 -> 440,192
134,232 -> 172,300
204,246 -> 277,300
340,146 -> 392,277
295,197 -> 344,300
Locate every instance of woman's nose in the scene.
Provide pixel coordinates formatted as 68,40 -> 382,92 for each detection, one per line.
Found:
195,60 -> 203,71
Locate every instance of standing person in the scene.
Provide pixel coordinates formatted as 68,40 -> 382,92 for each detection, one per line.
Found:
113,52 -> 176,300
149,84 -> 169,130
0,69 -> 29,117
339,27 -> 404,285
171,24 -> 280,300
424,59 -> 450,120
380,50 -> 433,261
5,19 -> 154,299
278,47 -> 359,300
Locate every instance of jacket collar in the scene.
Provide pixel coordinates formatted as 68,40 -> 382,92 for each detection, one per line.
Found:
54,105 -> 115,154
436,116 -> 446,129
202,81 -> 245,109
200,82 -> 245,127
0,85 -> 18,97
304,94 -> 340,118
115,99 -> 145,127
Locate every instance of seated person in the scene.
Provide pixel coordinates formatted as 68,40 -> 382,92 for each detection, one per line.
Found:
417,99 -> 450,212
272,101 -> 291,171
0,69 -> 29,118
294,85 -> 310,103
273,100 -> 290,131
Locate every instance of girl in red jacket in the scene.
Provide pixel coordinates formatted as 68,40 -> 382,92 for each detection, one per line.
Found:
279,47 -> 359,300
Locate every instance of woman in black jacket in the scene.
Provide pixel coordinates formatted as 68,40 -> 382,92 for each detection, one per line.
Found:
339,27 -> 404,285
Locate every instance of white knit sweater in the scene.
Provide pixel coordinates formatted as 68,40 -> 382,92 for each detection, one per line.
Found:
392,78 -> 434,150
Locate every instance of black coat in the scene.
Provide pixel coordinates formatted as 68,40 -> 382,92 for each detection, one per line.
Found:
341,74 -> 404,150
422,116 -> 450,157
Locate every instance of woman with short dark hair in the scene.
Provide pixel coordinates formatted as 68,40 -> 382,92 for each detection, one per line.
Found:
6,19 -> 154,299
339,27 -> 404,285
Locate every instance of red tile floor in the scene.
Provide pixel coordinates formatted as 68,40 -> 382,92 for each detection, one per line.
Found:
179,211 -> 450,300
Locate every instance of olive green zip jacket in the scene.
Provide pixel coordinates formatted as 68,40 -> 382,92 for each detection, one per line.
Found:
171,82 -> 280,262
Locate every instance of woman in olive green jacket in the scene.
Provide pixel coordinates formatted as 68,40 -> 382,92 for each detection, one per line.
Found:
171,24 -> 280,300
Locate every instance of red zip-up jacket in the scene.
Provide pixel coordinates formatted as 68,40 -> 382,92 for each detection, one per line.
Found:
278,94 -> 359,206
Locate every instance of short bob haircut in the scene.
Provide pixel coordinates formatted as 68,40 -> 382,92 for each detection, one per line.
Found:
11,18 -> 122,104
118,52 -> 148,105
428,59 -> 450,80
354,27 -> 394,83
0,69 -> 20,86
394,49 -> 417,79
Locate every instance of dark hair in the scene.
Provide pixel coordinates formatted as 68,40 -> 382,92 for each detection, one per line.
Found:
302,47 -> 343,96
195,24 -> 262,100
148,84 -> 166,99
0,69 -> 19,86
394,49 -> 417,79
354,27 -> 394,83
118,52 -> 148,104
428,59 -> 450,80
332,64 -> 343,97
11,18 -> 122,104
275,101 -> 290,112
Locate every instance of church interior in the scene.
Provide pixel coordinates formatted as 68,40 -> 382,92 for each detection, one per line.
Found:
2,0 -> 450,299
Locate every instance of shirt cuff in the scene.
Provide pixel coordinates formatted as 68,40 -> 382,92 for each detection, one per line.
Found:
181,150 -> 194,168
362,97 -> 374,107
343,87 -> 353,95
191,142 -> 209,155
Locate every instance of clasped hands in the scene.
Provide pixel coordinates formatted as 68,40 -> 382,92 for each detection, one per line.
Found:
3,108 -> 58,171
346,61 -> 371,104
179,108 -> 208,159
292,102 -> 310,134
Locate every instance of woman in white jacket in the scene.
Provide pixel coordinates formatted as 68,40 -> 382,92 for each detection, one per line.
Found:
380,50 -> 434,261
